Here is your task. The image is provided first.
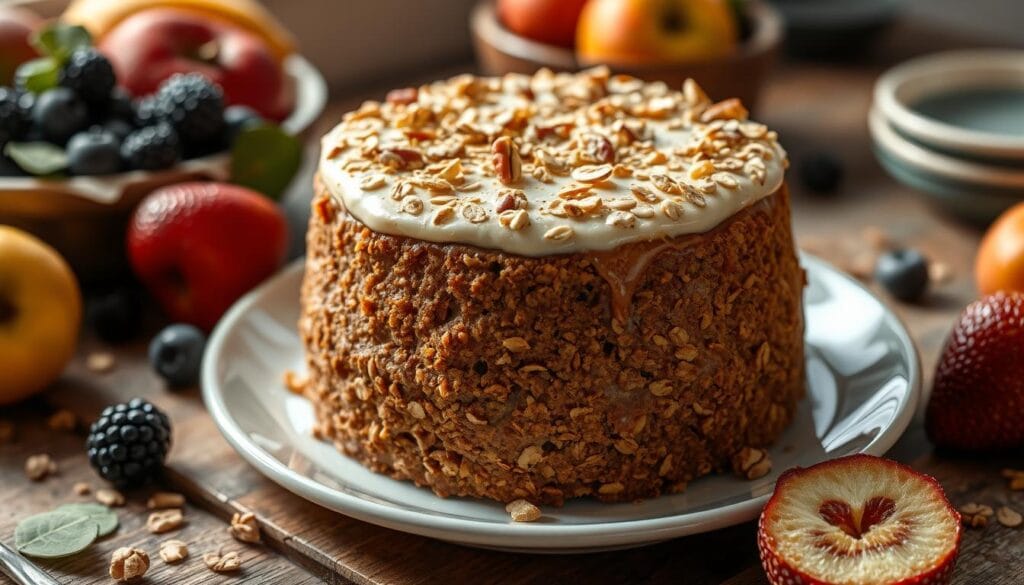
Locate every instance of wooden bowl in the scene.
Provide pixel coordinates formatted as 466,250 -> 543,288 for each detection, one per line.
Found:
471,0 -> 783,110
0,55 -> 327,284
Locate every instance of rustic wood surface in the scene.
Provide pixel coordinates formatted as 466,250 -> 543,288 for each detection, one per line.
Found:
4,19 -> 1024,585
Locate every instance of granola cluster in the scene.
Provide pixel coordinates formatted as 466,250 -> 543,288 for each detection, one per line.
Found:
320,68 -> 786,253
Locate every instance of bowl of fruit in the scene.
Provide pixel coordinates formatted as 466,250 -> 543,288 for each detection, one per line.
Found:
471,0 -> 783,109
0,0 -> 327,282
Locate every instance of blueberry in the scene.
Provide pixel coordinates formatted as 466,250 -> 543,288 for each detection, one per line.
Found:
67,128 -> 121,175
798,152 -> 844,194
87,287 -> 143,343
224,105 -> 263,144
875,249 -> 929,302
148,324 -> 206,387
33,88 -> 89,144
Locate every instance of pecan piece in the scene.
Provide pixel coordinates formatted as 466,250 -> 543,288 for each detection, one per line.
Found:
491,136 -> 522,185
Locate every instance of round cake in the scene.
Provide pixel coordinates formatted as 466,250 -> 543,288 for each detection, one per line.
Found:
299,68 -> 804,506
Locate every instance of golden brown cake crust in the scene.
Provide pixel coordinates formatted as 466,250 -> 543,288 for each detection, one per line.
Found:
299,176 -> 805,505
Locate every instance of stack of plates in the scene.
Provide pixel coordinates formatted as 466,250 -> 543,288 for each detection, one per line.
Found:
870,50 -> 1024,224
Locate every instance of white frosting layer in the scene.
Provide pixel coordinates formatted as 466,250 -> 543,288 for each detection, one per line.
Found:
318,70 -> 787,257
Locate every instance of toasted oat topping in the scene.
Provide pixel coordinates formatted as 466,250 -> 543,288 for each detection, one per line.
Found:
319,68 -> 786,256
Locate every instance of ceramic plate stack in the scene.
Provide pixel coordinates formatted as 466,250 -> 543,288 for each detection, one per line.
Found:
870,50 -> 1024,224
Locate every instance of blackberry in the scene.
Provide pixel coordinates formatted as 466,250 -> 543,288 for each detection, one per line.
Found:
59,49 -> 117,104
0,86 -> 32,147
121,123 -> 180,170
133,96 -> 158,128
151,73 -> 225,146
86,398 -> 172,488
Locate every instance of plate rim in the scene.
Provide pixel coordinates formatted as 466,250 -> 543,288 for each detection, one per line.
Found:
201,253 -> 921,549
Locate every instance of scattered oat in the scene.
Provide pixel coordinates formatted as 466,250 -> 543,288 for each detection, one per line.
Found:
229,512 -> 261,544
359,174 -> 387,190
960,503 -> 994,528
25,453 -> 57,481
648,380 -> 673,397
47,409 -> 77,432
571,163 -> 613,183
148,491 -> 186,510
204,547 -> 242,573
110,547 -> 149,582
501,337 -> 531,353
997,506 -> 1023,528
929,261 -> 954,285
543,225 -> 574,242
1002,468 -> 1024,491
505,499 -> 542,522
86,351 -> 116,373
147,509 -> 185,534
97,488 -> 126,507
731,447 -> 772,480
73,482 -> 91,496
159,540 -> 189,564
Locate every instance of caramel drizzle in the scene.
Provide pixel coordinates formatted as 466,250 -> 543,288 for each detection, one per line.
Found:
589,196 -> 775,324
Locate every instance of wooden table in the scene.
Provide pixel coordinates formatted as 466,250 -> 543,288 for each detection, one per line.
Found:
3,21 -> 1024,585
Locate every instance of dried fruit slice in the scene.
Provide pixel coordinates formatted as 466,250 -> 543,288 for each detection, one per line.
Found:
758,455 -> 961,585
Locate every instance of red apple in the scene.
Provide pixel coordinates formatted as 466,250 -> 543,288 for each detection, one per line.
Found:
0,6 -> 42,85
127,182 -> 288,331
100,7 -> 292,121
498,0 -> 589,48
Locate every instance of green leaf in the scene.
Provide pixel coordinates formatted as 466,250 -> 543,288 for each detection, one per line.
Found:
15,510 -> 98,559
31,24 -> 92,62
4,142 -> 69,176
14,57 -> 60,94
57,503 -> 119,537
230,124 -> 302,201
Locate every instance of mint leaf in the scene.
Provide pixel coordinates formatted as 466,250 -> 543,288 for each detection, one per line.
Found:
14,57 -> 60,94
32,24 -> 92,62
57,503 -> 119,537
15,510 -> 99,559
5,142 -> 68,176
230,124 -> 302,200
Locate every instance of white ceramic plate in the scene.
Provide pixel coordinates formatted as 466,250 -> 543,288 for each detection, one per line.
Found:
202,254 -> 921,553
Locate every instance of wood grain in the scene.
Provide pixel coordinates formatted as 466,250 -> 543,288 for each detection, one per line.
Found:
4,19 -> 1024,585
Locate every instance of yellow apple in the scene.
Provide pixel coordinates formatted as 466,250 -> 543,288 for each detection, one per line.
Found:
0,226 -> 82,405
577,0 -> 738,65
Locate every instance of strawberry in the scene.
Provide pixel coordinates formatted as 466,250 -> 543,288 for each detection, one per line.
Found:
926,292 -> 1024,451
758,454 -> 961,585
127,182 -> 288,331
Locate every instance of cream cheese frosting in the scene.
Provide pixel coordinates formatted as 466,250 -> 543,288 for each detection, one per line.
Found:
318,68 -> 787,257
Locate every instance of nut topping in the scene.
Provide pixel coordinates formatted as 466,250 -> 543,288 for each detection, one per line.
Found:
110,547 -> 149,582
491,136 -> 522,185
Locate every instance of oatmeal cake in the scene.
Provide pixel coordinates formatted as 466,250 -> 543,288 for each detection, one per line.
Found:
299,68 -> 804,505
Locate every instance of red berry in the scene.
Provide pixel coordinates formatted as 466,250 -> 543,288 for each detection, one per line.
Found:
926,292 -> 1024,451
